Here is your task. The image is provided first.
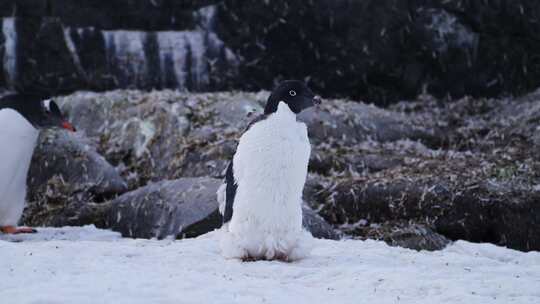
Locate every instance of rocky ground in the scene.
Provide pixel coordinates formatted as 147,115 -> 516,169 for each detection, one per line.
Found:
22,89 -> 540,252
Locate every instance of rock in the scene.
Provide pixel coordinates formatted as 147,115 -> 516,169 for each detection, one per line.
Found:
102,177 -> 339,240
0,1 -> 220,29
216,0 -> 540,104
9,17 -> 85,95
313,165 -> 540,252
0,5 -> 237,94
23,129 -> 127,227
384,224 -> 450,251
302,205 -> 340,240
3,1 -> 540,103
341,221 -> 450,251
55,90 -> 442,190
57,91 -> 194,187
300,98 -> 441,146
104,178 -> 222,239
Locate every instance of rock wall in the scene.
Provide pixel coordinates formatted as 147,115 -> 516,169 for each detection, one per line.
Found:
0,1 -> 236,95
2,0 -> 540,103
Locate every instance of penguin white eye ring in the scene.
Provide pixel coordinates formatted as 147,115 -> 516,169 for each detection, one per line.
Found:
289,90 -> 297,97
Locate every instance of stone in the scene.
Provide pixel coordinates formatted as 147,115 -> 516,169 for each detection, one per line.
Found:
23,129 -> 127,227
104,177 -> 222,239
102,177 -> 340,240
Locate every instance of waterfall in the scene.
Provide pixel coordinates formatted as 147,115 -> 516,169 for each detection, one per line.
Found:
103,31 -> 149,88
2,17 -> 17,88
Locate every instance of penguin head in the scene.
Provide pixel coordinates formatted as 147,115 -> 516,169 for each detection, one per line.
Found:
264,80 -> 322,115
37,99 -> 76,131
1,94 -> 76,132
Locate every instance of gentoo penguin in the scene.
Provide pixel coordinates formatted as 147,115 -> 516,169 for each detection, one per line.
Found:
217,80 -> 321,261
0,94 -> 75,234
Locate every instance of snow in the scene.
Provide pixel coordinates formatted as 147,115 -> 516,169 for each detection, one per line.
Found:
2,17 -> 17,88
1,226 -> 539,304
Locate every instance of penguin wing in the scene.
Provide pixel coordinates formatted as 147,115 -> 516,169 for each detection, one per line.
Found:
219,161 -> 237,224
218,114 -> 269,225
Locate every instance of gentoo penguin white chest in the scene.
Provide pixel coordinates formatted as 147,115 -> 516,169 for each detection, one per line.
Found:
0,109 -> 40,228
218,80 -> 322,261
0,94 -> 75,234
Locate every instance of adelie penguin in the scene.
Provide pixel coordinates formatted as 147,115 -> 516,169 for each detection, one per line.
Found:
0,94 -> 75,234
217,80 -> 322,262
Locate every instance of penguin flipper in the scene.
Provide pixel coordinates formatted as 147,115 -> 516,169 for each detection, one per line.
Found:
222,161 -> 237,225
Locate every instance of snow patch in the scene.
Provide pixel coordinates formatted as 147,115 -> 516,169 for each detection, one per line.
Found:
2,17 -> 17,88
1,226 -> 539,304
104,30 -> 148,87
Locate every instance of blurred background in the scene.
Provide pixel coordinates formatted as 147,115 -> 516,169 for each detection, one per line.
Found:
2,0 -> 540,104
1,1 -> 539,252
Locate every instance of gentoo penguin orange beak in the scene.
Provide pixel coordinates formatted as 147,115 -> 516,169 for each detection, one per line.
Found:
62,121 -> 76,132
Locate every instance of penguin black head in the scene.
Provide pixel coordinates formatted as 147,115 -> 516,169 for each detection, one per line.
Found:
264,80 -> 322,115
0,94 -> 76,131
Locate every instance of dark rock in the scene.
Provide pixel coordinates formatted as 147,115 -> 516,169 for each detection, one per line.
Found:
23,130 -> 127,227
342,221 -> 450,251
384,224 -> 450,251
216,0 -> 540,104
302,205 -> 340,240
0,1 -> 220,29
102,177 -> 339,240
4,1 -> 539,103
104,178 -> 222,239
13,17 -> 85,95
1,5 -> 237,94
314,176 -> 540,252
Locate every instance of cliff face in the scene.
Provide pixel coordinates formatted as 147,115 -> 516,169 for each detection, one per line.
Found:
0,2 -> 236,95
1,0 -> 540,104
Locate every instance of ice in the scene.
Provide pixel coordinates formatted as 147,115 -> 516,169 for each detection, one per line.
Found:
2,17 -> 17,88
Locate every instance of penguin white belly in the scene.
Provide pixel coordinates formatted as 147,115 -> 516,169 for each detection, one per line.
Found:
222,104 -> 312,260
0,109 -> 39,226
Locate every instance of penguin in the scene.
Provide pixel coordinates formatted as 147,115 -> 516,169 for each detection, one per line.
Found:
0,94 -> 75,234
217,80 -> 321,262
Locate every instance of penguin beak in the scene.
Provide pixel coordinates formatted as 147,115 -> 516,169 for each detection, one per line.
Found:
62,121 -> 76,132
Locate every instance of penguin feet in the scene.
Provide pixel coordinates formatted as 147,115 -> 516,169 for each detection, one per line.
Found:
240,253 -> 292,263
0,226 -> 37,234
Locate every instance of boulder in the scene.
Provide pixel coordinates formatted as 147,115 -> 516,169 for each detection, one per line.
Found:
104,178 -> 222,239
56,90 -> 442,190
302,205 -> 340,240
23,129 -> 127,227
313,169 -> 540,252
101,177 -> 339,240
341,221 -> 450,251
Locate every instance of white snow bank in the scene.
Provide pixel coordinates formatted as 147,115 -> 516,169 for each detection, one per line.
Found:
1,226 -> 539,304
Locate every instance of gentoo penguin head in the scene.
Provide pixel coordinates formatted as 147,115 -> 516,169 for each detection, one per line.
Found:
264,80 -> 322,115
0,94 -> 76,131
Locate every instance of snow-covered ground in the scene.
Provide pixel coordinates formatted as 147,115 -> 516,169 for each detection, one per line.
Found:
1,226 -> 539,304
